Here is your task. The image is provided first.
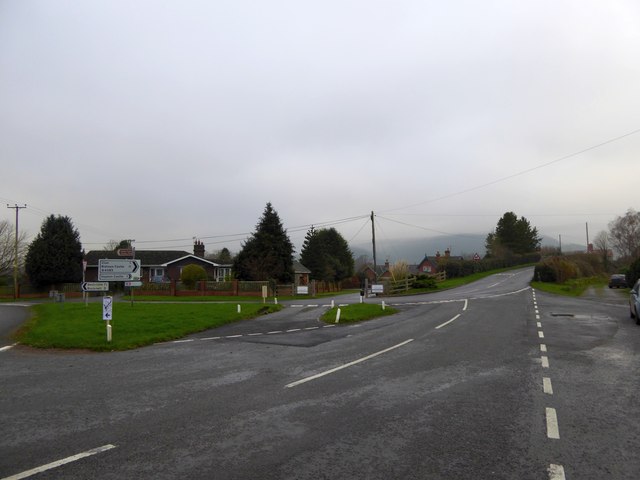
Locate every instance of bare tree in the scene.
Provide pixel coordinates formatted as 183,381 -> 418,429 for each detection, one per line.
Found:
609,209 -> 640,260
389,260 -> 410,281
0,220 -> 27,276
593,230 -> 611,271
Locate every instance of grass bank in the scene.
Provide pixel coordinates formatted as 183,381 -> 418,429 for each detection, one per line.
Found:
320,303 -> 398,323
17,302 -> 281,351
531,276 -> 608,297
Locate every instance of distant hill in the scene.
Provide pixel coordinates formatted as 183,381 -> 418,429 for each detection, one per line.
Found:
349,235 -> 586,264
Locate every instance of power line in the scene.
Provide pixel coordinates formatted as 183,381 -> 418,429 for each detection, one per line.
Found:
381,127 -> 640,214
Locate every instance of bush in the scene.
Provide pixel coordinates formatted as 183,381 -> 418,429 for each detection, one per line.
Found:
627,257 -> 640,287
412,275 -> 437,289
181,264 -> 207,289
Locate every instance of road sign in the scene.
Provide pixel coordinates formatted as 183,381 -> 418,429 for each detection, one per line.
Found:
98,259 -> 141,281
81,282 -> 109,292
102,296 -> 113,321
125,281 -> 142,287
117,248 -> 134,257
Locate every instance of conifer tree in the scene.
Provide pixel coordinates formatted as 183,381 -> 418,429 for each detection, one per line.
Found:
234,203 -> 294,281
25,215 -> 83,288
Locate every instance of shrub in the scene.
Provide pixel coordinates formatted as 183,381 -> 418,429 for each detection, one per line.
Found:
412,275 -> 437,289
181,264 -> 207,289
627,257 -> 640,287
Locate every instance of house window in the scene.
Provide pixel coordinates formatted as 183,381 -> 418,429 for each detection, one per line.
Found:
423,266 -> 432,273
150,268 -> 165,282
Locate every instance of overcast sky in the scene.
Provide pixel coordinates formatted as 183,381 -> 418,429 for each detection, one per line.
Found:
2,0 -> 639,259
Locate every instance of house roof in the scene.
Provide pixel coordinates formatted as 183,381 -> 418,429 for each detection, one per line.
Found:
84,250 -> 221,267
293,261 -> 311,274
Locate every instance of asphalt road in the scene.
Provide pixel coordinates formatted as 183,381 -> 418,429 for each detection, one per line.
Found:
1,268 -> 638,479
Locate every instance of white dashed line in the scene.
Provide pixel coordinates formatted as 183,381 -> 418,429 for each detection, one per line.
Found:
546,407 -> 560,439
540,344 -> 547,352
247,333 -> 263,336
225,335 -> 243,339
538,331 -> 545,339
285,339 -> 414,388
172,339 -> 194,343
304,326 -> 319,330
435,314 -> 461,330
286,328 -> 301,332
1,444 -> 116,480
541,356 -> 550,368
267,331 -> 283,335
543,377 -> 554,395
0,343 -> 17,352
548,464 -> 566,480
537,322 -> 542,328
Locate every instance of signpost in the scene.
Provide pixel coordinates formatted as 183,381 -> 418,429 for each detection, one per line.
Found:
98,259 -> 141,281
81,282 -> 109,292
102,296 -> 113,342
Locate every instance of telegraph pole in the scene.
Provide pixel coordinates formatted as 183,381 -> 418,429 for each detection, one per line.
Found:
6,204 -> 26,300
371,211 -> 377,280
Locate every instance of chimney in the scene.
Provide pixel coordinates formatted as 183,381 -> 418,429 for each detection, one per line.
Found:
194,240 -> 205,258
445,248 -> 450,258
384,259 -> 390,271
436,251 -> 441,258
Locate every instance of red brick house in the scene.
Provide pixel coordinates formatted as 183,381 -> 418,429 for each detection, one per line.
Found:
84,242 -> 232,283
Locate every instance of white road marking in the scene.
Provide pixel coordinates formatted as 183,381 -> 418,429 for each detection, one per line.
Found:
172,339 -> 194,343
286,328 -> 301,332
543,377 -> 554,395
1,444 -> 116,480
536,315 -> 541,320
225,334 -> 243,338
546,407 -> 560,439
0,343 -> 17,352
540,344 -> 547,352
548,464 -> 566,480
323,324 -> 336,328
247,333 -> 263,336
266,331 -> 282,335
537,322 -> 542,328
538,331 -> 545,339
200,336 -> 221,340
463,299 -> 468,311
285,339 -> 414,388
304,326 -> 319,330
541,356 -> 550,368
435,314 -> 461,330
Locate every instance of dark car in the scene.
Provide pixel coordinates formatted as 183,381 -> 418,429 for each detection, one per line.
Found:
609,274 -> 628,288
630,280 -> 640,325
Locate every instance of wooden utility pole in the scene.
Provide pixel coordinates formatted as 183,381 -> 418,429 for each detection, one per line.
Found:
6,204 -> 26,300
371,211 -> 377,280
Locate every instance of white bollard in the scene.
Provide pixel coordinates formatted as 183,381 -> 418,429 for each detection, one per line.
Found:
331,300 -> 335,308
237,304 -> 241,313
360,295 -> 363,304
106,322 -> 112,342
335,308 -> 341,324
382,301 -> 386,311
274,297 -> 278,305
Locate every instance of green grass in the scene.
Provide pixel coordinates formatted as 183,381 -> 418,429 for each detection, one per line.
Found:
124,290 -> 358,303
531,276 -> 609,297
320,303 -> 398,323
16,302 -> 281,351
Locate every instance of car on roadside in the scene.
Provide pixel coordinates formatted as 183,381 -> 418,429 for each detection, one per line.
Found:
630,279 -> 640,325
609,274 -> 628,288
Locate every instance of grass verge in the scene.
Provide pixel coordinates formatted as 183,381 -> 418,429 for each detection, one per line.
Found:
16,302 -> 281,351
320,303 -> 398,323
531,276 -> 608,297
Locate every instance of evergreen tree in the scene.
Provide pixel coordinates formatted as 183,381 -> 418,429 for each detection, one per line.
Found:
25,215 -> 83,288
300,227 -> 354,282
486,212 -> 541,257
233,203 -> 294,281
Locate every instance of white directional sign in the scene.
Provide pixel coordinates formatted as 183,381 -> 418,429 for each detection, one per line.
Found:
98,259 -> 141,281
81,282 -> 109,292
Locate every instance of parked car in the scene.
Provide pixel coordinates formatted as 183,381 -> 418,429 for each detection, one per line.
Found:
630,280 -> 640,325
609,274 -> 628,288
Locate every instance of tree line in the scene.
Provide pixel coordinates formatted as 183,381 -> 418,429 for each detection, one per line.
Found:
2,205 -> 639,290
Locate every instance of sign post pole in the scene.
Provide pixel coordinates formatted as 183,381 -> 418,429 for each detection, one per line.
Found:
103,296 -> 113,342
